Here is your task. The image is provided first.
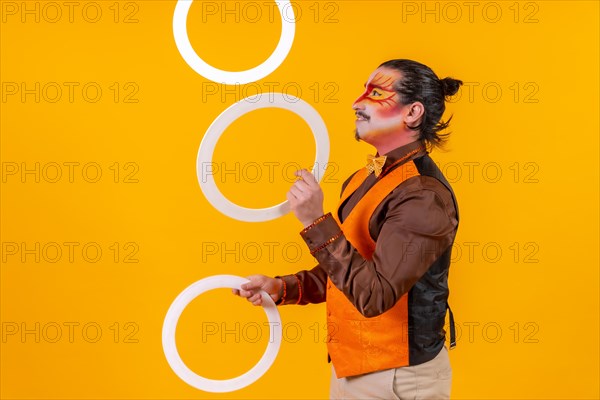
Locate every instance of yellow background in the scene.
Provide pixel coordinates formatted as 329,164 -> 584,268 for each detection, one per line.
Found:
1,0 -> 599,398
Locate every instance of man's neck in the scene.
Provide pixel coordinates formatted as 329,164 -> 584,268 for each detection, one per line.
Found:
372,136 -> 420,156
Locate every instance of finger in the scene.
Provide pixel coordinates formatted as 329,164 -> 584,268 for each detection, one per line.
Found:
248,293 -> 261,303
232,289 -> 240,296
238,289 -> 254,298
296,169 -> 318,186
286,193 -> 296,208
293,169 -> 306,181
252,298 -> 263,306
293,178 -> 312,192
241,282 -> 259,291
288,186 -> 305,200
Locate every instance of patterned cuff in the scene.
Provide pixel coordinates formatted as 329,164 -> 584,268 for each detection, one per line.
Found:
301,213 -> 331,234
300,213 -> 343,255
274,277 -> 286,305
274,275 -> 299,305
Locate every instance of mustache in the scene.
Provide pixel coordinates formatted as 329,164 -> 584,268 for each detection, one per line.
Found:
355,111 -> 370,120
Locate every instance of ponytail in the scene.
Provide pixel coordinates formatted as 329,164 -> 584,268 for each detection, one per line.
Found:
440,77 -> 463,97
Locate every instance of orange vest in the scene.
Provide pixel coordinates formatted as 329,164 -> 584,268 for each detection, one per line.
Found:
326,161 -> 420,378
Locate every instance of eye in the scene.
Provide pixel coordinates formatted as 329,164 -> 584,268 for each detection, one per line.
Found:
370,89 -> 382,97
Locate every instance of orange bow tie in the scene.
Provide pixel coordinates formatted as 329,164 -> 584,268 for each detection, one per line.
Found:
366,154 -> 387,177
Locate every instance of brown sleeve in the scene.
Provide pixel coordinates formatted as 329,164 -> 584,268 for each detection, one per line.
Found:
299,186 -> 458,318
275,264 -> 328,305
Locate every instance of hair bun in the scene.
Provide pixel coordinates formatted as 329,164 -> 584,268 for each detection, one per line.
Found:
441,77 -> 463,97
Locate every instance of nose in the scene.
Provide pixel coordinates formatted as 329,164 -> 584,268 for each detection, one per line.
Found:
352,97 -> 365,111
352,89 -> 368,111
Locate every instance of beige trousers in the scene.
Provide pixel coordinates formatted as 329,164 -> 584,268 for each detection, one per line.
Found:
329,346 -> 452,400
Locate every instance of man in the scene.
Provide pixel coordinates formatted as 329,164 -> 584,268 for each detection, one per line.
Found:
234,59 -> 463,399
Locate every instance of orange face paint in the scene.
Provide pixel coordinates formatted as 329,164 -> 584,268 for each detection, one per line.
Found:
353,71 -> 400,110
353,68 -> 407,144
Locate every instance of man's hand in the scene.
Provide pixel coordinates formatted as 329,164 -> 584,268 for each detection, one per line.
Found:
286,169 -> 325,227
232,275 -> 283,306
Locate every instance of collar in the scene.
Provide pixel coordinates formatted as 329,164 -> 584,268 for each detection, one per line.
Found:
376,140 -> 428,172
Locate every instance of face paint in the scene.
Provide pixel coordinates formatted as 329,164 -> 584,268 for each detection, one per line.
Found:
354,71 -> 399,110
353,68 -> 406,142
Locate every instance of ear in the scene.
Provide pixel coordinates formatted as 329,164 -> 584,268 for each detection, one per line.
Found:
405,102 -> 425,125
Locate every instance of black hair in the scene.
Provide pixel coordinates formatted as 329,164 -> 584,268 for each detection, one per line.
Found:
378,59 -> 463,150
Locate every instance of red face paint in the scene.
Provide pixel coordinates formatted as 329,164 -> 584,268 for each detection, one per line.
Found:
353,68 -> 408,144
353,71 -> 400,110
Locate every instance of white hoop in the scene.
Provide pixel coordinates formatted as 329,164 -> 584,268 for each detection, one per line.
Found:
196,93 -> 329,222
173,0 -> 296,84
162,275 -> 283,393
